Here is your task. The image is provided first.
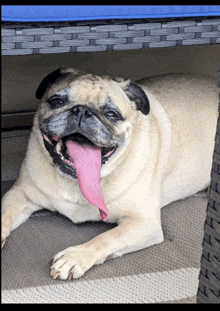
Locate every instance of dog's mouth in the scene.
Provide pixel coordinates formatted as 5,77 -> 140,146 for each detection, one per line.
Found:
42,132 -> 117,221
43,132 -> 117,170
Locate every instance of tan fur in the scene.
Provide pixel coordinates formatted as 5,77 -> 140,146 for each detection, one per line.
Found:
2,73 -> 218,280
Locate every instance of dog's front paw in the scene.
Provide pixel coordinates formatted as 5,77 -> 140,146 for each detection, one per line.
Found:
1,214 -> 12,248
1,239 -> 6,248
49,245 -> 96,280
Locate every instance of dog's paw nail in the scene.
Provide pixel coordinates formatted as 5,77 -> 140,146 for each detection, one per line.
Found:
68,272 -> 73,281
53,271 -> 60,280
1,239 -> 6,248
48,258 -> 54,266
50,268 -> 56,277
50,268 -> 60,279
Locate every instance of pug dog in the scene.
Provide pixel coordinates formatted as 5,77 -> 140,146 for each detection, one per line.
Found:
2,68 -> 218,280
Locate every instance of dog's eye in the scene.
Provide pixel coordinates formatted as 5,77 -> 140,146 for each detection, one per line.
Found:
106,111 -> 118,118
48,96 -> 66,108
105,110 -> 123,121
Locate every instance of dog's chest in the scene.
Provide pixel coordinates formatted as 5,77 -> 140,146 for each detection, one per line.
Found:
51,183 -> 101,223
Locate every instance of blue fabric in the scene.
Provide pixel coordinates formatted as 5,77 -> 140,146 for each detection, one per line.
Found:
2,5 -> 220,22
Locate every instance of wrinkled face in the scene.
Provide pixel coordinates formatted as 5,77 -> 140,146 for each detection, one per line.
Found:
35,68 -> 150,179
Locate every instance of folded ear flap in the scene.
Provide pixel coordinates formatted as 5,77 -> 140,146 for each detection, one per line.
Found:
124,82 -> 150,115
36,68 -> 66,100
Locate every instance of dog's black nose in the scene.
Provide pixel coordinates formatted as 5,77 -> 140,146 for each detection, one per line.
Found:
82,108 -> 93,119
72,105 -> 93,118
71,105 -> 94,127
71,105 -> 81,116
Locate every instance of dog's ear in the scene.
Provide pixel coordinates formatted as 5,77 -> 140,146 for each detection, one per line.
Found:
36,68 -> 66,100
124,82 -> 150,115
36,68 -> 84,99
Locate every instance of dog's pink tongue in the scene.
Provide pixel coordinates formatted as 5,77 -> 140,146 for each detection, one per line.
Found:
66,140 -> 108,221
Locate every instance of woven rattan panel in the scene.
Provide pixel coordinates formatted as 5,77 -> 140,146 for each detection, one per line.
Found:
197,98 -> 220,303
2,17 -> 220,55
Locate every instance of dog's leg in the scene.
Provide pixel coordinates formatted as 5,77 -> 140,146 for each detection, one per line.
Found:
1,185 -> 41,247
49,215 -> 163,280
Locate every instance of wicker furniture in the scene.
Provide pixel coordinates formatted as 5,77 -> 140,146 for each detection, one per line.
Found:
197,99 -> 220,303
2,17 -> 220,55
